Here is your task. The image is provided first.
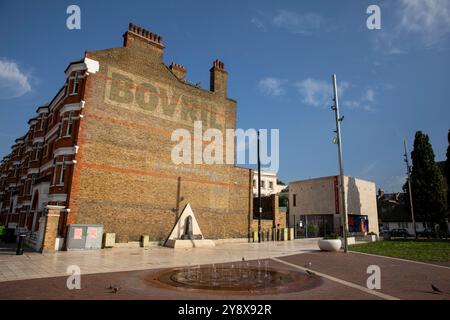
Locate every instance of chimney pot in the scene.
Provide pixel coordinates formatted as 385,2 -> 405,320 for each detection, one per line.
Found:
123,22 -> 165,54
210,59 -> 227,97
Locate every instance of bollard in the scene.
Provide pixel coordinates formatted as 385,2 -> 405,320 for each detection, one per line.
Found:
16,234 -> 25,255
289,228 -> 294,240
282,228 -> 288,241
253,231 -> 259,242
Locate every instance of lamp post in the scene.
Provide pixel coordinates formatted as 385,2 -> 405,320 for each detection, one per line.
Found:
257,130 -> 262,243
331,74 -> 348,253
403,139 -> 417,238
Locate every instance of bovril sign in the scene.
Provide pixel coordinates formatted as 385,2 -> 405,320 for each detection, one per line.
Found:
103,66 -> 225,130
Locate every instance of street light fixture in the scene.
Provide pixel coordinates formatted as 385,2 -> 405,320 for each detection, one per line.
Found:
331,74 -> 348,253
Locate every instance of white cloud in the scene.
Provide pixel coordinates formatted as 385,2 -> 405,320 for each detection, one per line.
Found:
342,88 -> 376,112
273,10 -> 325,35
364,88 -> 375,102
342,100 -> 374,112
399,0 -> 450,46
374,0 -> 450,54
258,77 -> 287,96
294,78 -> 349,108
294,78 -> 375,112
251,17 -> 267,31
0,58 -> 31,99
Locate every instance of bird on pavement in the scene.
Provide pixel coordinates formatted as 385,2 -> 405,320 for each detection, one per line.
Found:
431,284 -> 443,294
107,284 -> 121,294
305,262 -> 312,268
306,270 -> 316,276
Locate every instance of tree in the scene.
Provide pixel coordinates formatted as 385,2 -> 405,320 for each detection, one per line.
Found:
409,131 -> 446,232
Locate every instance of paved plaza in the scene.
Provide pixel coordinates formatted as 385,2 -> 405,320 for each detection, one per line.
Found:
0,240 -> 449,300
0,239 -> 318,283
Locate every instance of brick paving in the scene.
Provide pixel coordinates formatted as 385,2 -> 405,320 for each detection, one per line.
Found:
0,240 -> 449,300
0,239 -> 319,282
0,259 -> 379,300
278,251 -> 450,300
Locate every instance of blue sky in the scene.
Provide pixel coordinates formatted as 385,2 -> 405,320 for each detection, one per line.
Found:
1,0 -> 449,192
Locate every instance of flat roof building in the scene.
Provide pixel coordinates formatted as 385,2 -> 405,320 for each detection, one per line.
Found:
288,176 -> 379,237
252,171 -> 286,197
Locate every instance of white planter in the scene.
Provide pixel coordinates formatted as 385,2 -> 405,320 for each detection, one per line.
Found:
365,234 -> 377,242
318,239 -> 342,252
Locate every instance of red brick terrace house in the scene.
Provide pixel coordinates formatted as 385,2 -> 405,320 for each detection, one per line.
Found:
0,23 -> 254,252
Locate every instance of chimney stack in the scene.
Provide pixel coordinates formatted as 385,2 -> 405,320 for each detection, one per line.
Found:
123,23 -> 165,59
169,62 -> 186,81
210,59 -> 228,97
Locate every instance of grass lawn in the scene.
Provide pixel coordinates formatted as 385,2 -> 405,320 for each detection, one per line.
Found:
349,239 -> 450,263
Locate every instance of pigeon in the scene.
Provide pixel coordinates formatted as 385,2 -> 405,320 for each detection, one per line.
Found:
108,284 -> 121,294
306,270 -> 316,276
431,284 -> 443,294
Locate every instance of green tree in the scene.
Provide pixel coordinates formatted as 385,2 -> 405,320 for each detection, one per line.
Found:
409,131 -> 447,232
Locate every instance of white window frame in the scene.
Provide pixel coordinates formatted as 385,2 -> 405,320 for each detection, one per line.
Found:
58,158 -> 66,185
52,159 -> 57,186
34,144 -> 40,161
71,71 -> 79,95
65,112 -> 74,137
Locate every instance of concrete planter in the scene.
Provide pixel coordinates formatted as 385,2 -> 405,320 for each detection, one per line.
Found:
318,239 -> 342,252
365,234 -> 377,242
339,236 -> 355,246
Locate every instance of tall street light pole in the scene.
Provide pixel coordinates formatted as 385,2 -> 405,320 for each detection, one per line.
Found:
403,139 -> 417,238
332,74 -> 348,253
257,130 -> 262,243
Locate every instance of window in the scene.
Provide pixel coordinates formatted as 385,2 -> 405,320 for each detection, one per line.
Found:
293,194 -> 297,207
47,115 -> 53,129
65,112 -> 74,136
34,144 -> 41,161
72,71 -> 79,94
40,117 -> 45,130
42,145 -> 48,159
52,159 -> 57,186
59,158 -> 66,185
269,181 -> 274,189
25,180 -> 31,195
253,179 -> 256,186
48,142 -> 53,159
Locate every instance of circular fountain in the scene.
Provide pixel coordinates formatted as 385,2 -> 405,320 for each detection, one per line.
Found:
146,260 -> 322,295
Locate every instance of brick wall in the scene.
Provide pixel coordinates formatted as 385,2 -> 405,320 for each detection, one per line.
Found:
67,26 -> 252,242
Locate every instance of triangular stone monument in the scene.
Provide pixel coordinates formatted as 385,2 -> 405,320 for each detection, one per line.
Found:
164,203 -> 215,248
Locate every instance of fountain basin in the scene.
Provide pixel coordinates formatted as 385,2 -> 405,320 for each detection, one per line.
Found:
145,263 -> 322,295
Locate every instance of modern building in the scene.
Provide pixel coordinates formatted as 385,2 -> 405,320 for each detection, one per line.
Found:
288,176 -> 379,237
252,171 -> 286,196
0,23 -> 255,251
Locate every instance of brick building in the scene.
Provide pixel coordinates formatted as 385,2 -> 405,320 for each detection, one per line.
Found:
0,23 -> 253,250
